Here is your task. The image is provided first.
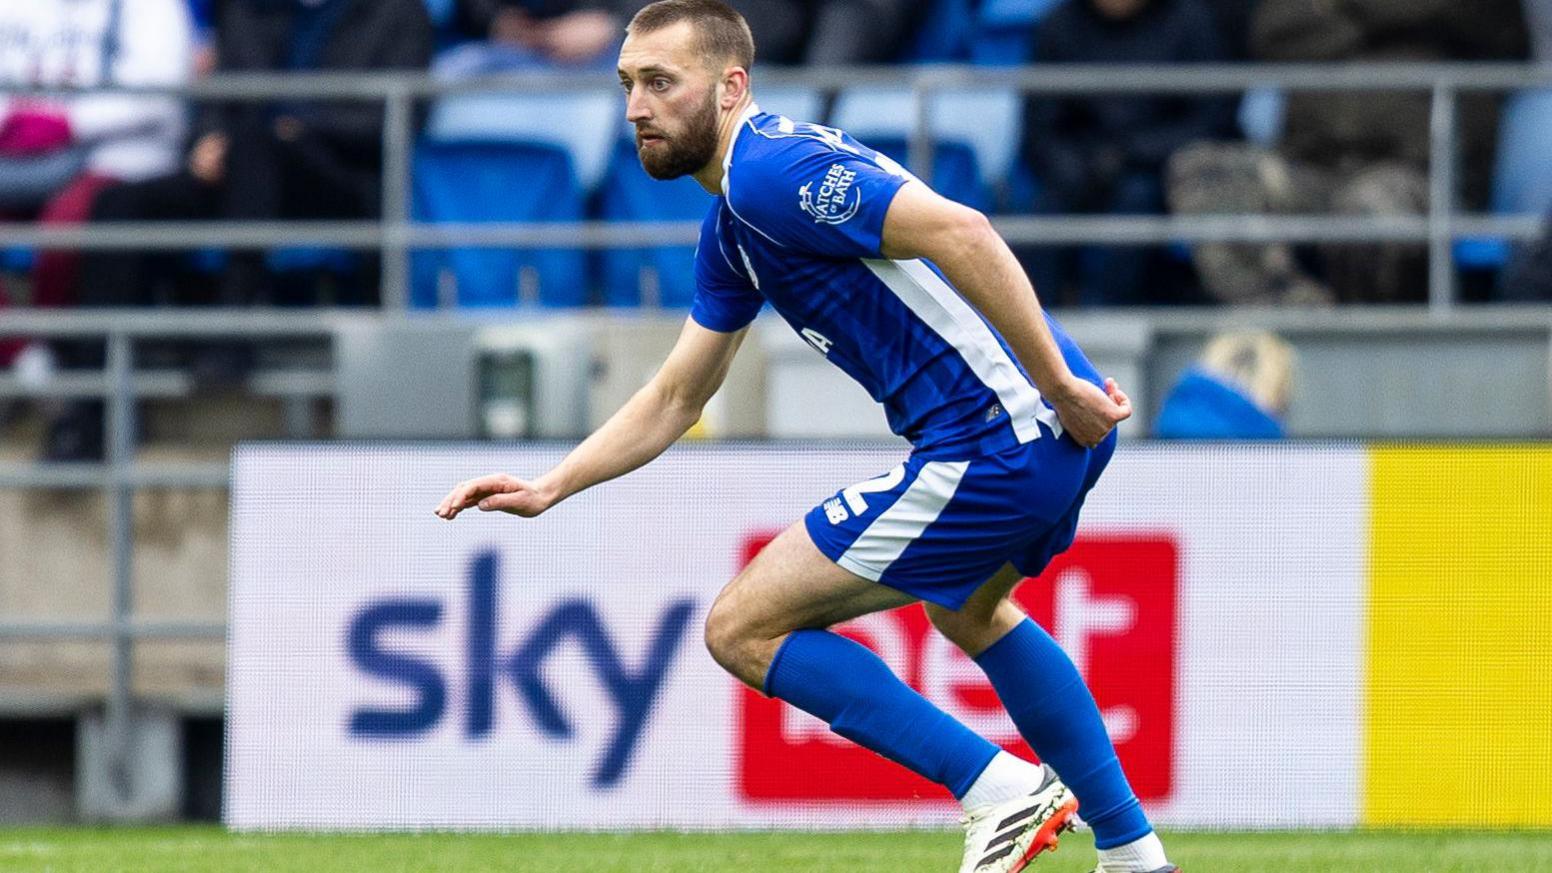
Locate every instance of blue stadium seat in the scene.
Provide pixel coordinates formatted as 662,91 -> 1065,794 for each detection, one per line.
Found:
970,0 -> 1065,66
425,90 -> 619,192
752,87 -> 825,126
411,91 -> 617,307
411,140 -> 588,308
1,247 -> 36,274
1457,88 -> 1552,270
902,0 -> 976,62
832,86 -> 1024,209
1238,87 -> 1286,147
597,139 -> 713,308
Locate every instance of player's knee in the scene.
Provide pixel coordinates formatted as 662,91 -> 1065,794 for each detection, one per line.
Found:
702,595 -> 749,673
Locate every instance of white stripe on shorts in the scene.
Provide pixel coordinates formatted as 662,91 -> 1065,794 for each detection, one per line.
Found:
836,460 -> 972,582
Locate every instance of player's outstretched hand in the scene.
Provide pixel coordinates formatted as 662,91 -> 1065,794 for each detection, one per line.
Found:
1050,376 -> 1132,449
434,473 -> 556,520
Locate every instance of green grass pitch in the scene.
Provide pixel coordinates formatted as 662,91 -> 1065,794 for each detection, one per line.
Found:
3,827 -> 1551,872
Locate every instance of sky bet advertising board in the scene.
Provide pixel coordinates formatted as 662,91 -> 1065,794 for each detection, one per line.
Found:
226,443 -> 1552,830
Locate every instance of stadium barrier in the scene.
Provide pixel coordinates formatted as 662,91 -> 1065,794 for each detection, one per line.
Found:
226,442 -> 1552,830
4,63 -> 1552,311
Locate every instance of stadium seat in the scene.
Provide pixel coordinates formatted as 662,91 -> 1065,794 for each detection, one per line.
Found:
0,247 -> 36,274
831,86 -> 1024,209
411,140 -> 589,308
1457,88 -> 1552,270
597,139 -> 713,308
752,87 -> 825,126
425,89 -> 620,192
969,0 -> 1064,66
412,91 -> 616,307
1238,87 -> 1286,147
902,0 -> 976,62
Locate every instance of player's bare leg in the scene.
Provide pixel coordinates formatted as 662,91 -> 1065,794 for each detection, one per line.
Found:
705,524 -> 1074,872
703,521 -> 914,688
926,566 -> 1174,873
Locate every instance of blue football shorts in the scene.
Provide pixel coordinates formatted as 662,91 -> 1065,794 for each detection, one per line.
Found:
804,428 -> 1116,611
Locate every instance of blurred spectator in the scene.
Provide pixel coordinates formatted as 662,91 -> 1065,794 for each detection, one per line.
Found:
1500,216 -> 1552,300
1198,0 -> 1252,60
1169,0 -> 1530,305
1019,0 -> 1235,306
0,0 -> 192,365
83,0 -> 433,310
436,0 -> 627,73
1154,331 -> 1295,439
729,0 -> 920,65
41,0 -> 432,461
1529,0 -> 1552,60
437,0 -> 920,73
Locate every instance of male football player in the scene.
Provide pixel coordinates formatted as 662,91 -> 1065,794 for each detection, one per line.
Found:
437,3 -> 1174,870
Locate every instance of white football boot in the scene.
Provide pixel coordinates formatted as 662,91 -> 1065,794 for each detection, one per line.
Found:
958,764 -> 1079,873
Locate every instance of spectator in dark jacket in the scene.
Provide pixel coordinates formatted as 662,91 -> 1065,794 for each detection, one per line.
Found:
82,0 -> 432,311
437,0 -> 920,73
42,0 -> 433,461
1198,0 -> 1252,60
436,0 -> 628,73
1020,0 -> 1235,306
1526,0 -> 1552,59
1169,0 -> 1530,305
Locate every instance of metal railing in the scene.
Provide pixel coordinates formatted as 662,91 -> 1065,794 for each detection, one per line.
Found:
3,62 -> 1552,812
3,63 -> 1551,311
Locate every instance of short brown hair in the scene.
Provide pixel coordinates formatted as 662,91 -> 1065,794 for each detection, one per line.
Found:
627,0 -> 756,70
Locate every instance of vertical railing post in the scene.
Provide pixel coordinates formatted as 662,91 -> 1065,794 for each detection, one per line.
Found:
381,82 -> 414,311
907,75 -> 935,185
1428,81 -> 1458,314
104,330 -> 136,801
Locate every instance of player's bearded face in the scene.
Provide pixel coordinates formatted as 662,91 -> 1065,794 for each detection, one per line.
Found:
635,84 -> 719,180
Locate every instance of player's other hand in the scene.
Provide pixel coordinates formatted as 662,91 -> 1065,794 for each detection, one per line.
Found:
1050,376 -> 1132,448
434,473 -> 557,520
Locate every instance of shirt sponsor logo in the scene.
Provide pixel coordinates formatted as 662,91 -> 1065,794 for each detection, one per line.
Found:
799,163 -> 862,225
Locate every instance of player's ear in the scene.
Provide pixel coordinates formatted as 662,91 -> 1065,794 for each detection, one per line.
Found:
719,66 -> 748,111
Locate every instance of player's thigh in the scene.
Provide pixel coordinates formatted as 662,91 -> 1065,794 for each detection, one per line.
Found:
924,562 -> 1030,657
706,519 -> 916,647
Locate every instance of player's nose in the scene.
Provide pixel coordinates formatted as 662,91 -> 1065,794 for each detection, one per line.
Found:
625,91 -> 652,124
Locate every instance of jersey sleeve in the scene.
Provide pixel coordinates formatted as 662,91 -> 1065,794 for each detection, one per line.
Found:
689,203 -> 764,333
726,141 -> 910,259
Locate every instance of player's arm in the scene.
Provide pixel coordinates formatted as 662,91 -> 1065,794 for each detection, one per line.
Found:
435,319 -> 747,519
878,181 -> 1131,447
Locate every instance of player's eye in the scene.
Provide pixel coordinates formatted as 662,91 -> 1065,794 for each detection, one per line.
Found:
618,79 -> 632,92
650,77 -> 671,93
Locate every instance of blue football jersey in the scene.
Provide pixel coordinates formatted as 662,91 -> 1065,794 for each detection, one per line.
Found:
690,104 -> 1101,457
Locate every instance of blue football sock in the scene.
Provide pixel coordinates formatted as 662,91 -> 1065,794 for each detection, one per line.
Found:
763,628 -> 999,798
974,618 -> 1153,849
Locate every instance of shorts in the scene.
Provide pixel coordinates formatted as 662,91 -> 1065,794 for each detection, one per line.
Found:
804,428 -> 1115,610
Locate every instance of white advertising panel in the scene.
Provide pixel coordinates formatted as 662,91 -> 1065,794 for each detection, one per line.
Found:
226,443 -> 1366,830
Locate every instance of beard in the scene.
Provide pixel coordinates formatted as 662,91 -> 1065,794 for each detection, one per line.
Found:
635,89 -> 720,180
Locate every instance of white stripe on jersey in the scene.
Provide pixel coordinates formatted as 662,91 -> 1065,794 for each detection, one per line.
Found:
863,258 -> 1063,443
837,460 -> 971,581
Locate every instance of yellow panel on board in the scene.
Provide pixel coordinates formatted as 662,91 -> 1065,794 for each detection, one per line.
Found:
1366,445 -> 1552,826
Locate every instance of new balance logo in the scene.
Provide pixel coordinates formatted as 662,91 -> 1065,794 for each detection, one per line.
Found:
823,497 -> 849,524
